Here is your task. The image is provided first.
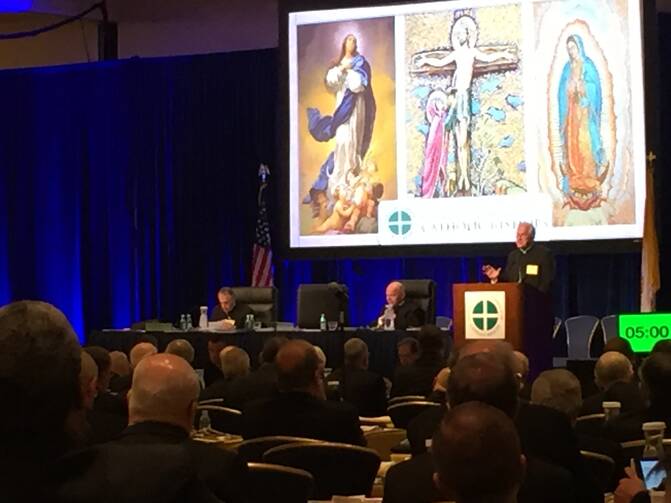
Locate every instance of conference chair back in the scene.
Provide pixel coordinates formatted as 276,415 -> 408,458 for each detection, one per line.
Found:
246,462 -> 314,503
388,401 -> 441,429
237,436 -> 322,463
232,286 -> 278,326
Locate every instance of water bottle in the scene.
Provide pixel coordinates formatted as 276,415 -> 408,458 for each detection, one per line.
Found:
179,314 -> 186,331
642,422 -> 666,459
383,305 -> 396,330
199,306 -> 208,329
199,410 -> 211,431
185,314 -> 193,330
319,313 -> 327,331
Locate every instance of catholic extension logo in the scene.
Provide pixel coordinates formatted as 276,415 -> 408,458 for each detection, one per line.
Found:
471,300 -> 500,334
388,210 -> 412,236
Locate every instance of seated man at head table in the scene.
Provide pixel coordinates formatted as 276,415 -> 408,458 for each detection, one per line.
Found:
209,287 -> 254,329
482,222 -> 555,294
372,281 -> 425,330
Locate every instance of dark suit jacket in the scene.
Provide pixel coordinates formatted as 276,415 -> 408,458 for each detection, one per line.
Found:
406,403 -> 445,455
210,303 -> 254,328
87,391 -> 128,444
328,366 -> 388,417
580,381 -> 644,416
228,363 -> 279,408
382,451 -> 576,503
54,442 -> 222,503
516,402 -> 601,503
390,355 -> 444,398
373,300 -> 425,330
605,405 -> 671,443
242,391 -> 365,446
111,421 -> 246,502
500,243 -> 555,293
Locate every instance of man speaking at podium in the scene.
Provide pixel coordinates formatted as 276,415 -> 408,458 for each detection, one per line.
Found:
482,222 -> 555,294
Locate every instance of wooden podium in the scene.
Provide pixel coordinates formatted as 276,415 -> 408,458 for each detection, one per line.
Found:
453,282 -> 553,376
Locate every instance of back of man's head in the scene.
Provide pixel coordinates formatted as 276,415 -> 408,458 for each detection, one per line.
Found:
640,352 -> 671,412
418,325 -> 444,357
260,336 -> 289,365
448,351 -> 519,419
130,342 -> 158,369
219,346 -> 250,380
128,354 -> 200,432
84,346 -> 111,392
276,340 -> 322,394
110,350 -> 131,377
0,300 -> 81,458
531,369 -> 582,422
595,351 -> 633,390
433,401 -> 524,503
603,336 -> 636,364
652,339 -> 671,355
165,338 -> 195,364
344,338 -> 368,369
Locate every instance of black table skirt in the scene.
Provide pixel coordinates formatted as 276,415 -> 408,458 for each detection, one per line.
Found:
88,328 -> 452,378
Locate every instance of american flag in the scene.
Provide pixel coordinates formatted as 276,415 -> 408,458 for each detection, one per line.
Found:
251,164 -> 273,287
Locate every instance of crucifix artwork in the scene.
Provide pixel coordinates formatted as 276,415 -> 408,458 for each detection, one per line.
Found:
409,13 -> 520,197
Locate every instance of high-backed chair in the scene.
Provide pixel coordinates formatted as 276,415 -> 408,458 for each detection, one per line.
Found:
580,451 -> 615,493
263,442 -> 381,500
236,436 -> 322,464
565,315 -> 600,359
232,286 -> 278,326
364,428 -> 407,461
246,463 -> 314,503
399,279 -> 436,324
296,283 -> 349,329
388,401 -> 441,429
601,315 -> 619,341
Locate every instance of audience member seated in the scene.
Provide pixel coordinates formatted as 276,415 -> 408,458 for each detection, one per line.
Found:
372,281 -> 425,330
385,347 -> 578,503
165,338 -> 196,365
221,336 -> 287,409
210,287 -> 253,328
200,346 -> 251,409
652,339 -> 671,354
513,350 -> 531,399
113,342 -> 158,396
109,353 -> 247,502
327,338 -> 387,417
607,351 -> 671,442
84,346 -> 129,444
580,351 -> 643,416
397,337 -> 419,367
0,300 -> 219,503
432,402 -> 525,503
242,340 -> 365,445
109,350 -> 131,393
390,325 -> 445,397
531,369 -> 624,488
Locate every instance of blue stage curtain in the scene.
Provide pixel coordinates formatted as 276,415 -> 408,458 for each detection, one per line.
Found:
0,48 -> 650,342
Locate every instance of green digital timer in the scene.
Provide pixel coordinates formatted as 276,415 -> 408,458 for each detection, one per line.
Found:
618,313 -> 671,352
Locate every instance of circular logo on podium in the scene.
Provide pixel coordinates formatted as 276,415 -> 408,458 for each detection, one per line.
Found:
471,300 -> 500,334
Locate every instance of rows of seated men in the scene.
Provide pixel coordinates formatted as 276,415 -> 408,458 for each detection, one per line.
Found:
2,300 -> 670,503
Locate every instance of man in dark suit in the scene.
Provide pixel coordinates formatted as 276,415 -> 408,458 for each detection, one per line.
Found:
580,351 -> 642,417
327,338 -> 387,417
111,353 -> 246,502
482,222 -> 555,294
372,281 -> 425,330
384,349 -> 578,503
0,301 -> 219,503
200,345 -> 251,409
83,346 -> 129,445
390,325 -> 445,398
242,339 -> 365,445
210,287 -> 254,328
607,351 -> 671,442
222,336 -> 286,409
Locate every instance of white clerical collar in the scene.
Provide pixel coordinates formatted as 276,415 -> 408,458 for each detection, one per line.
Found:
519,243 -> 534,255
